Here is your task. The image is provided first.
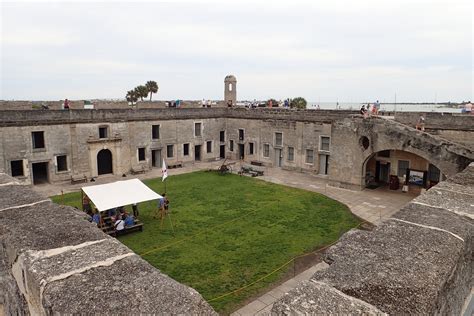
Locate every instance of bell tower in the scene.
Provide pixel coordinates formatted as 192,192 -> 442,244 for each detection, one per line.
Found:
224,75 -> 237,106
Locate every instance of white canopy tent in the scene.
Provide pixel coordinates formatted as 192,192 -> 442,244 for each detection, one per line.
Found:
82,179 -> 162,212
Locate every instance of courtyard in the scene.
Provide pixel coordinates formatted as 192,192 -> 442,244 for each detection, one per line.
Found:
52,170 -> 361,313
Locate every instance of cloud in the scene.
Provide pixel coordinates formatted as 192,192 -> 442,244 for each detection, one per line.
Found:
1,0 -> 472,101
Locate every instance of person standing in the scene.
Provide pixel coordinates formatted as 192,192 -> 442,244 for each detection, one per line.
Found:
132,203 -> 139,218
374,100 -> 380,115
64,99 -> 70,110
416,115 -> 425,131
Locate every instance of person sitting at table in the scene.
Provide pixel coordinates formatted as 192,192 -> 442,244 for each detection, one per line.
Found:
124,212 -> 135,227
114,214 -> 125,232
108,208 -> 117,222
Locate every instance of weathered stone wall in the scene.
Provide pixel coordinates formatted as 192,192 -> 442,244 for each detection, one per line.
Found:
273,162 -> 474,315
328,117 -> 474,190
0,173 -> 216,315
395,111 -> 474,131
0,100 -> 207,110
0,109 -> 471,190
225,118 -> 332,172
0,117 -> 226,182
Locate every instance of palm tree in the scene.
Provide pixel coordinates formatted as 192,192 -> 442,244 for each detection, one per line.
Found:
290,97 -> 307,109
134,85 -> 148,101
126,90 -> 138,105
145,81 -> 159,101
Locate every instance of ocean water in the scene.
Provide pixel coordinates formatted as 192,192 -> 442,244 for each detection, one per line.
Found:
309,102 -> 464,113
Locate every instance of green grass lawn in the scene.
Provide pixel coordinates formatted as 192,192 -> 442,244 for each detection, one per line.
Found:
51,171 -> 360,313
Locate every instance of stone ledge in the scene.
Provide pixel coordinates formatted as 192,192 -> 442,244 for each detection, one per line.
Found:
272,280 -> 385,315
0,176 -> 216,314
272,164 -> 473,315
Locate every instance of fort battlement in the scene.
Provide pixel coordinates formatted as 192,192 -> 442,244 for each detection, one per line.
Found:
273,162 -> 474,315
0,108 -> 358,126
1,164 -> 472,314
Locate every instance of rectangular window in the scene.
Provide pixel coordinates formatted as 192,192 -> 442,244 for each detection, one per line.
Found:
229,140 -> 234,151
206,141 -> 212,153
239,129 -> 244,141
398,160 -> 409,177
220,131 -> 225,142
275,132 -> 283,147
56,155 -> 68,172
99,127 -> 108,139
152,125 -> 160,139
11,160 -> 24,177
249,142 -> 254,155
263,144 -> 270,158
138,148 -> 146,161
183,143 -> 189,156
194,122 -> 202,137
167,145 -> 174,158
288,147 -> 294,161
320,136 -> 330,151
32,131 -> 45,149
306,149 -> 314,164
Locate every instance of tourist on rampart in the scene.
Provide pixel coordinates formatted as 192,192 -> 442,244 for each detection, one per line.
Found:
374,100 -> 380,115
416,115 -> 425,131
63,99 -> 70,110
360,105 -> 368,118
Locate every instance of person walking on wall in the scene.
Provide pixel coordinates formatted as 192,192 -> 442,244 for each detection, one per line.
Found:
416,115 -> 425,131
64,99 -> 70,110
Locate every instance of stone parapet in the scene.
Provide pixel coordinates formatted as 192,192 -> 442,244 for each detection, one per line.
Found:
272,163 -> 474,315
395,111 -> 474,131
0,108 -> 357,127
0,175 -> 216,315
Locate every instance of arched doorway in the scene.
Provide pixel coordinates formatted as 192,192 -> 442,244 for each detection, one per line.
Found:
97,149 -> 113,175
362,149 -> 444,192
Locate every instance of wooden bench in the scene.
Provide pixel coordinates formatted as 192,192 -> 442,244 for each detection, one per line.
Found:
239,165 -> 264,177
71,174 -> 87,184
250,160 -> 264,167
168,161 -> 183,169
101,219 -> 144,237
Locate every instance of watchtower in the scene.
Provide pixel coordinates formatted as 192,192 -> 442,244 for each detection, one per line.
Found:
224,75 -> 237,106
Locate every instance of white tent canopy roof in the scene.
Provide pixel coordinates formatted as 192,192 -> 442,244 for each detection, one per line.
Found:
82,179 -> 162,212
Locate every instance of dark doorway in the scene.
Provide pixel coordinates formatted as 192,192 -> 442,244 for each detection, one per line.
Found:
97,149 -> 113,175
195,145 -> 201,161
32,162 -> 49,185
238,144 -> 245,160
220,145 -> 226,159
152,149 -> 162,168
375,161 -> 390,183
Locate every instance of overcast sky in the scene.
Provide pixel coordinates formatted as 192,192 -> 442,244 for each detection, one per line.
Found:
1,0 -> 472,102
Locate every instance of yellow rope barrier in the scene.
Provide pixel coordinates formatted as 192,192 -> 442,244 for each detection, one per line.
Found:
139,204 -> 369,304
207,221 -> 368,302
139,208 -> 260,257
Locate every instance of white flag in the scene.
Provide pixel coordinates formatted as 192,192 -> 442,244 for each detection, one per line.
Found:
162,159 -> 168,182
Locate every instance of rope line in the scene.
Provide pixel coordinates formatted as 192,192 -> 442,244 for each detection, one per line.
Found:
139,204 -> 368,303
208,221 -> 367,302
139,208 -> 260,257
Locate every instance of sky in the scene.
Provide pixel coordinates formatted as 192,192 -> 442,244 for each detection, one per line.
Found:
1,0 -> 472,102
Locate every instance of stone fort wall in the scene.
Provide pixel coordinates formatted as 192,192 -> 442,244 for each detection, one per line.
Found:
272,162 -> 474,315
0,173 -> 216,315
0,108 -> 472,189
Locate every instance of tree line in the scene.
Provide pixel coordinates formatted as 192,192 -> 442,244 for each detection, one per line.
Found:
126,81 -> 158,104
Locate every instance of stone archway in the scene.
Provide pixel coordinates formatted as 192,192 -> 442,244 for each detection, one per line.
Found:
97,149 -> 113,175
361,149 -> 444,191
